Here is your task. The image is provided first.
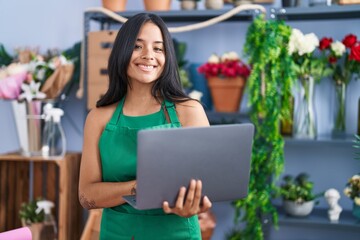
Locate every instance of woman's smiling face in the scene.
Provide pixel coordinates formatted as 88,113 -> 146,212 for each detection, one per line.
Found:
127,22 -> 165,85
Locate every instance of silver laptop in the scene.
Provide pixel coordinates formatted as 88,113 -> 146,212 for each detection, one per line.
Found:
123,123 -> 254,210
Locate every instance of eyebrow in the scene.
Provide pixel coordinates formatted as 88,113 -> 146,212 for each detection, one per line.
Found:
136,38 -> 163,44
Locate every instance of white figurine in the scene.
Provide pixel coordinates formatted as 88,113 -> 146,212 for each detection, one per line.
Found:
324,188 -> 342,222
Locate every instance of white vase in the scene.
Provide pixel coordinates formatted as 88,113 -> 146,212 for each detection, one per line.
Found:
283,200 -> 314,217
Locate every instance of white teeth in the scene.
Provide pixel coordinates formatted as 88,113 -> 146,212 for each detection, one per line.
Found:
138,64 -> 154,69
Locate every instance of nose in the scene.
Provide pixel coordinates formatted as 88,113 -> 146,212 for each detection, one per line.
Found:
141,47 -> 154,60
141,54 -> 154,60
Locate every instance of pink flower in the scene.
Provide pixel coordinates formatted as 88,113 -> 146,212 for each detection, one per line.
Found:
0,72 -> 27,99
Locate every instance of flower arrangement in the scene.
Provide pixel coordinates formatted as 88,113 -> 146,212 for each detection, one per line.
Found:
0,46 -> 76,102
288,28 -> 331,82
319,34 -> 360,85
318,34 -> 360,133
344,174 -> 360,206
198,51 -> 250,79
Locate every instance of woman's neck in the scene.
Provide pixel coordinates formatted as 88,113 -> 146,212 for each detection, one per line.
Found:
123,87 -> 161,116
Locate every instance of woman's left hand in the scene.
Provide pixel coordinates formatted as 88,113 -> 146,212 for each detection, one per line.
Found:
162,179 -> 212,218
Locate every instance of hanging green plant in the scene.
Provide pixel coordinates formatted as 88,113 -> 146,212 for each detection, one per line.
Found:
228,14 -> 295,240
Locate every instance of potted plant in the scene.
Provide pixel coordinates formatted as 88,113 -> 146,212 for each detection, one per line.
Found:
19,198 -> 57,240
198,51 -> 250,112
279,173 -> 322,217
343,134 -> 360,220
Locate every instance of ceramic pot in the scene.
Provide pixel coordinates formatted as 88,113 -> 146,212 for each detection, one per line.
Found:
205,0 -> 224,9
283,200 -> 314,217
180,0 -> 198,10
102,0 -> 127,12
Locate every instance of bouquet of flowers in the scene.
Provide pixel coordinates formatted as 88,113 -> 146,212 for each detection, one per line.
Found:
288,28 -> 331,82
318,34 -> 360,132
0,46 -> 75,102
198,51 -> 250,79
344,174 -> 360,206
319,34 -> 360,85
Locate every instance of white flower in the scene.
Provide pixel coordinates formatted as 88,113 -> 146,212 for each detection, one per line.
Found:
18,81 -> 46,102
222,51 -> 239,61
331,41 -> 346,57
288,28 -> 304,55
208,54 -> 220,64
343,187 -> 351,197
6,63 -> 28,76
298,33 -> 319,56
351,175 -> 360,180
188,90 -> 203,101
355,197 -> 360,206
288,29 -> 319,56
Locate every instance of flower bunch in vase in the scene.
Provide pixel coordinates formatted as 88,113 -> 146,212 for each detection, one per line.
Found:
198,52 -> 250,112
0,47 -> 74,102
288,28 -> 332,139
319,34 -> 360,136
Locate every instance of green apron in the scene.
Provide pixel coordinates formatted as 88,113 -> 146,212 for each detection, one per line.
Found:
99,98 -> 201,240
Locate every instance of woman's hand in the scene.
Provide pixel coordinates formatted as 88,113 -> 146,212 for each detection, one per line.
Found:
162,179 -> 212,218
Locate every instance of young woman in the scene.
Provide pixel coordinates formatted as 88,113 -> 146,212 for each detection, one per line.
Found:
79,13 -> 212,239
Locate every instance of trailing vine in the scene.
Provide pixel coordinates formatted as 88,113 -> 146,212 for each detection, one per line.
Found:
228,14 -> 295,239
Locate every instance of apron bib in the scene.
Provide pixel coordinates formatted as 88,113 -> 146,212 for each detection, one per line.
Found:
99,98 -> 201,240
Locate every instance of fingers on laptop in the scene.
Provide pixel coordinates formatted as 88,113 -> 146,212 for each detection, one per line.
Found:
163,179 -> 211,217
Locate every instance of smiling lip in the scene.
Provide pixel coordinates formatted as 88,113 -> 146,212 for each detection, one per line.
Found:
137,64 -> 156,72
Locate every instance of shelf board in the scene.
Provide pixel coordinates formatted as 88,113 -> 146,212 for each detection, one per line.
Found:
206,111 -> 250,125
277,207 -> 360,231
274,5 -> 360,21
284,134 -> 357,144
85,9 -> 255,24
85,5 -> 360,25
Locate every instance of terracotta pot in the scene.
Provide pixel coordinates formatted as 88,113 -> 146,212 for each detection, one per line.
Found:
102,0 -> 127,12
143,0 -> 171,11
207,76 -> 246,112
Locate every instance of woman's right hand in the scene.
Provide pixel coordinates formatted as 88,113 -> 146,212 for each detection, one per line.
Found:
162,179 -> 212,218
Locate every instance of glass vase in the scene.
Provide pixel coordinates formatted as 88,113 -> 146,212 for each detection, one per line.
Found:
293,75 -> 317,139
332,82 -> 347,137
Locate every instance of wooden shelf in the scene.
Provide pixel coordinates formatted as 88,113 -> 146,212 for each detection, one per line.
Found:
0,152 -> 83,240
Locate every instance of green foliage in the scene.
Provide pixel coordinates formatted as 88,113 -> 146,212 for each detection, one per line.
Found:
228,14 -> 295,240
279,173 -> 321,203
173,38 -> 192,89
19,198 -> 45,225
61,41 -> 82,96
0,43 -> 13,66
354,134 -> 360,161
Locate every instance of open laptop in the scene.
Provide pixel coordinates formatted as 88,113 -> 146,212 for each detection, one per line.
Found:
123,123 -> 254,210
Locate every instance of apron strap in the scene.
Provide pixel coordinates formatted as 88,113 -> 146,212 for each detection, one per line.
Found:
162,100 -> 180,125
109,97 -> 125,126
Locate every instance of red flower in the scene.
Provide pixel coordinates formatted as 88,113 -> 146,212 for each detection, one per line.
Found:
342,34 -> 357,48
328,56 -> 337,64
349,42 -> 360,62
319,37 -> 333,50
198,58 -> 250,79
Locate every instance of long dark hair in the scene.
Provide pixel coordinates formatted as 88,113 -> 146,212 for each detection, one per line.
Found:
96,13 -> 190,107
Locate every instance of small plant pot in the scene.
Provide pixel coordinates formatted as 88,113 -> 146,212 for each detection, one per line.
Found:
283,200 -> 314,217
